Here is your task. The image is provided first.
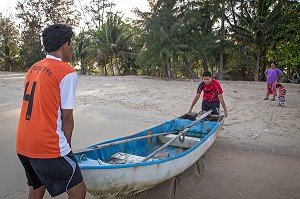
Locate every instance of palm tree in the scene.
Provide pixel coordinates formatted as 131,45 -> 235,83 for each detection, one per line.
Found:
0,16 -> 21,71
73,30 -> 94,75
228,0 -> 290,81
0,42 -> 20,71
92,13 -> 134,76
136,0 -> 180,78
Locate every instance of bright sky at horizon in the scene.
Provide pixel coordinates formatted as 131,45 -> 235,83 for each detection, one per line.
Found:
0,0 -> 149,22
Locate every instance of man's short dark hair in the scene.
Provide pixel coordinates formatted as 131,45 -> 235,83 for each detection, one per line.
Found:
202,71 -> 212,77
42,24 -> 74,53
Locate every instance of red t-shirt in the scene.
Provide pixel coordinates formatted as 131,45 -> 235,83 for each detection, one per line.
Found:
197,79 -> 223,102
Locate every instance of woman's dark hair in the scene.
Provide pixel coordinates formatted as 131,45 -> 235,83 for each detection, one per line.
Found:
271,61 -> 277,66
202,71 -> 212,77
42,24 -> 74,53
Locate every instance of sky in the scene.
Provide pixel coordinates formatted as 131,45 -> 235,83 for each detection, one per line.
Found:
0,0 -> 149,20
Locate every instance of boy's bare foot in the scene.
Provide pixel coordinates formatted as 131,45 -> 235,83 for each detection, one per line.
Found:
264,97 -> 268,100
271,98 -> 275,101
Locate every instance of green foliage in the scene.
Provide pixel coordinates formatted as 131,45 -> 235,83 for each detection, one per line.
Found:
136,0 -> 222,78
72,30 -> 95,75
227,0 -> 299,81
82,0 -> 115,28
16,0 -> 80,69
82,12 -> 136,75
0,43 -> 20,71
267,2 -> 300,75
0,17 -> 21,71
3,0 -> 299,81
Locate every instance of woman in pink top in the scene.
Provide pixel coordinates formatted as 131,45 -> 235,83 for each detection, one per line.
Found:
264,62 -> 283,101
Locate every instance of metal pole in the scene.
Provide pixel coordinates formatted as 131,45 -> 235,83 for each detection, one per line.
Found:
141,110 -> 213,162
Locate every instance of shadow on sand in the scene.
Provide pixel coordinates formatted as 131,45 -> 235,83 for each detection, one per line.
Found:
121,159 -> 206,199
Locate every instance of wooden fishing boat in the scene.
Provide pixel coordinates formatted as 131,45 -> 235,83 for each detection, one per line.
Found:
74,111 -> 224,199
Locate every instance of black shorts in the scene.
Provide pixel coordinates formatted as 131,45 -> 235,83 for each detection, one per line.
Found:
202,100 -> 220,114
17,152 -> 83,197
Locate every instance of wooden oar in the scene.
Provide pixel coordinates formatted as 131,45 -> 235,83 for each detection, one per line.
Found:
141,110 -> 213,162
74,131 -> 179,153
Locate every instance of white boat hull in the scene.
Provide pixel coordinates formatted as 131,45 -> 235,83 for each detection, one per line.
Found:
82,122 -> 221,198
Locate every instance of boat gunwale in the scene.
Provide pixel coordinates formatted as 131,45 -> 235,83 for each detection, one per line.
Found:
77,118 -> 221,170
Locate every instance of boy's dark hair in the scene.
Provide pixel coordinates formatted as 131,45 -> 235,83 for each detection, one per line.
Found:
202,71 -> 212,77
42,24 -> 74,53
276,83 -> 282,88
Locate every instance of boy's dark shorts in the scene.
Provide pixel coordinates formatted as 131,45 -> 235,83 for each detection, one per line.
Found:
202,100 -> 220,114
17,152 -> 83,197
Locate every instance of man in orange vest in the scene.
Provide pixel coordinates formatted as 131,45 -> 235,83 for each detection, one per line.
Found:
16,24 -> 86,198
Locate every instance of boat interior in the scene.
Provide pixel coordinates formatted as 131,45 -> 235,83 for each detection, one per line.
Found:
75,115 -> 223,167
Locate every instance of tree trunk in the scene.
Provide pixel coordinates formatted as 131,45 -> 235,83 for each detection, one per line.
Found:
101,65 -> 107,76
255,49 -> 261,81
202,56 -> 209,72
115,54 -> 121,76
110,59 -> 114,76
162,64 -> 166,77
257,49 -> 267,81
241,66 -> 246,81
99,57 -> 107,76
183,58 -> 195,79
165,62 -> 171,78
80,66 -> 87,75
218,0 -> 225,80
80,59 -> 87,75
261,55 -> 267,81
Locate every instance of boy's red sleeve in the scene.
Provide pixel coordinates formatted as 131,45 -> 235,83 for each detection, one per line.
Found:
214,80 -> 223,94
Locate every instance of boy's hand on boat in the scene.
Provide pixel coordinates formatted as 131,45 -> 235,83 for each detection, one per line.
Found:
197,110 -> 202,116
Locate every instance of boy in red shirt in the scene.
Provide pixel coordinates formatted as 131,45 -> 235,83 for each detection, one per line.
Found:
188,71 -> 228,117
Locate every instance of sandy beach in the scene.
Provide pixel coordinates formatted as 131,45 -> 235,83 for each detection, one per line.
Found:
1,71 -> 300,199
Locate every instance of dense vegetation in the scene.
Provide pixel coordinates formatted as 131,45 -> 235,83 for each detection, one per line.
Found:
0,0 -> 299,81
